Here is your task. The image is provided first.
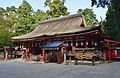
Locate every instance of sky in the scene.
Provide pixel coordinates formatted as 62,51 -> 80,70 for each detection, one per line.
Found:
0,0 -> 108,21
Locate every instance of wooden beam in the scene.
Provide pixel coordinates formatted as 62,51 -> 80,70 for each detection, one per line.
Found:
74,48 -> 95,51
13,29 -> 99,42
105,39 -> 120,44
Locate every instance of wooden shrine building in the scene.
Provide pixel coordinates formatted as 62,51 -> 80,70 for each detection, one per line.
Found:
12,14 -> 120,64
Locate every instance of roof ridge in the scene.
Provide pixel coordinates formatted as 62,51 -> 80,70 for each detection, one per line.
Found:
39,14 -> 82,24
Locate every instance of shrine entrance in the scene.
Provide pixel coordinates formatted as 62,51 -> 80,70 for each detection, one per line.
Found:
40,41 -> 65,64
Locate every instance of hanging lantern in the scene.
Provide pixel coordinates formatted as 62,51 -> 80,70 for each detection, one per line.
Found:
86,41 -> 88,45
56,47 -> 59,50
76,42 -> 78,46
71,42 -> 73,46
95,42 -> 97,46
95,31 -> 98,34
81,41 -> 83,45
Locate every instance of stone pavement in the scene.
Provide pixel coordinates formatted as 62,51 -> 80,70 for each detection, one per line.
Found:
0,60 -> 120,78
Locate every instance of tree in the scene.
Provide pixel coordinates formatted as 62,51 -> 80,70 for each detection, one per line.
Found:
91,0 -> 120,40
32,9 -> 48,29
44,0 -> 69,18
4,6 -> 18,36
0,26 -> 12,47
0,6 -> 17,47
77,8 -> 97,27
0,7 -> 5,27
14,0 -> 48,36
0,0 -> 49,47
103,0 -> 120,40
91,0 -> 111,8
16,0 -> 34,35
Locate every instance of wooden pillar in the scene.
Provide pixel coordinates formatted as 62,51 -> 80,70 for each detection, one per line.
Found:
92,49 -> 97,65
19,42 -> 22,48
108,47 -> 111,63
92,54 -> 96,66
72,46 -> 78,65
103,52 -> 106,62
21,48 -> 24,60
72,46 -> 76,53
26,48 -> 29,61
63,52 -> 66,64
42,48 -> 45,63
61,47 -> 66,64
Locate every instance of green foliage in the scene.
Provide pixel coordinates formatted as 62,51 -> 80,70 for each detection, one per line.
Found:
91,0 -> 120,40
16,0 -> 34,35
0,7 -> 15,47
4,6 -> 18,35
0,7 -> 5,26
45,0 -> 69,18
103,0 -> 120,40
77,8 -> 97,27
0,26 -> 12,47
32,9 -> 48,28
13,0 -> 48,36
91,0 -> 111,8
0,0 -> 47,47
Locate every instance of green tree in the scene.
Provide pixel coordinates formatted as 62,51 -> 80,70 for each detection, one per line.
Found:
45,0 -> 69,18
0,26 -> 12,47
0,0 -> 48,47
91,0 -> 120,40
16,0 -> 34,35
0,7 -> 5,27
4,6 -> 18,36
103,0 -> 120,40
32,9 -> 48,29
15,0 -> 48,36
77,8 -> 97,27
0,6 -> 16,47
91,0 -> 111,8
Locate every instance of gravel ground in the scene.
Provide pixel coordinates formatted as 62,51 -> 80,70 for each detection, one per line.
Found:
0,60 -> 120,78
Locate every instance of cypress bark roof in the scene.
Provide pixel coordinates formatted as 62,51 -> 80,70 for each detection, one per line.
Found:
12,14 -> 98,41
